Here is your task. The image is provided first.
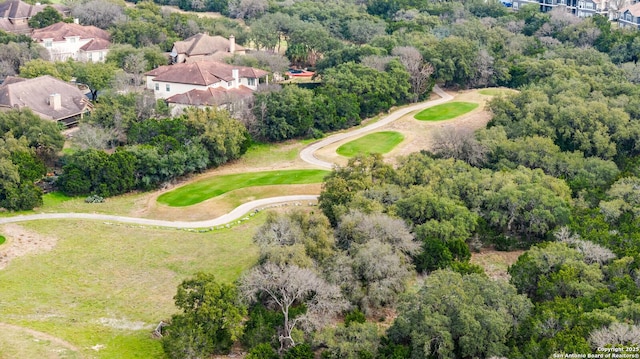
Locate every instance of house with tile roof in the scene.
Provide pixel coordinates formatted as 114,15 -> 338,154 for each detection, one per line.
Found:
0,0 -> 67,34
145,61 -> 268,114
0,75 -> 92,126
619,2 -> 640,28
31,22 -> 110,62
170,33 -> 246,64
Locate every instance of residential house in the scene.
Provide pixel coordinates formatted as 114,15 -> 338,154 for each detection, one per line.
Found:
619,2 -> 640,29
513,0 -> 622,19
170,33 -> 246,64
145,61 -> 268,115
576,0 -> 610,17
31,22 -> 110,62
0,75 -> 92,126
0,0 -> 68,34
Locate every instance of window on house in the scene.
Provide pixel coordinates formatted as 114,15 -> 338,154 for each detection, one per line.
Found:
44,40 -> 52,47
99,52 -> 104,61
69,37 -> 76,43
166,84 -> 171,92
227,81 -> 232,87
248,78 -> 256,86
155,83 -> 159,91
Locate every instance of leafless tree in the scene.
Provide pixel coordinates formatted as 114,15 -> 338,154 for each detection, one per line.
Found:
549,6 -> 582,30
254,213 -> 304,247
472,49 -> 494,88
71,123 -> 117,150
336,211 -> 419,257
590,323 -> 640,348
555,227 -> 616,266
431,127 -> 487,166
360,55 -> 394,72
123,53 -> 148,86
71,0 -> 124,29
505,20 -> 525,34
610,0 -> 629,20
392,46 -> 434,102
228,0 -> 268,19
621,62 -> 640,84
239,263 -> 348,350
393,9 -> 420,21
249,51 -> 290,75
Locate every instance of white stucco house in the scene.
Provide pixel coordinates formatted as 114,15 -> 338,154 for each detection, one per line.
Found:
31,22 -> 111,62
145,61 -> 268,99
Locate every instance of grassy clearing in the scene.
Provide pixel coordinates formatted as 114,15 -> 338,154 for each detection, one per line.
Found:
470,249 -> 524,281
0,216 -> 263,358
336,131 -> 404,158
239,141 -> 301,167
414,102 -> 479,121
478,88 -> 517,96
0,325 -> 81,359
158,169 -> 329,207
0,235 -> 4,245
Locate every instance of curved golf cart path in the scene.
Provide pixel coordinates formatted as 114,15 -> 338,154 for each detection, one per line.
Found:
0,86 -> 454,229
0,195 -> 319,229
300,85 -> 454,169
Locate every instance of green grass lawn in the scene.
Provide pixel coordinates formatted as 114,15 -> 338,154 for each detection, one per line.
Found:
158,169 -> 329,207
336,131 -> 404,158
0,234 -> 4,245
414,102 -> 479,121
478,88 -> 518,96
0,217 -> 263,358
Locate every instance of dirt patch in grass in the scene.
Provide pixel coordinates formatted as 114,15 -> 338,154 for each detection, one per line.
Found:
0,224 -> 57,270
0,322 -> 80,358
470,249 -> 524,281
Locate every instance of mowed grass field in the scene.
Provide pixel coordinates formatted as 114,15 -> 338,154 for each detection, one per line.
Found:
336,131 -> 404,158
0,217 -> 263,358
158,169 -> 329,207
414,102 -> 479,121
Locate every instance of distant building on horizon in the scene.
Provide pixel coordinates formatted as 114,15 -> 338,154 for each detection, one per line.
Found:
511,0 -> 622,20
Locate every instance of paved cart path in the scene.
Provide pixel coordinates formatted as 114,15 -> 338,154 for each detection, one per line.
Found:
0,87 -> 453,229
299,85 -> 453,168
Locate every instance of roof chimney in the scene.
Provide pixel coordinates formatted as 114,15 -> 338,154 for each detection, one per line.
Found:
232,68 -> 239,85
49,93 -> 61,111
229,35 -> 235,54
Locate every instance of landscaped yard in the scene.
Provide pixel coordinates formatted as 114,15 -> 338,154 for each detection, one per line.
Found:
0,218 -> 262,358
336,131 -> 405,158
414,102 -> 479,121
157,169 -> 329,207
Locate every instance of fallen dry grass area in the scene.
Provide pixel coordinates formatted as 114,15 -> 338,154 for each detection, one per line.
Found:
0,224 -> 57,270
470,249 -> 525,281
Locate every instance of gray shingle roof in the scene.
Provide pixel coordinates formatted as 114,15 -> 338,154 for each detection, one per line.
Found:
0,75 -> 91,122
